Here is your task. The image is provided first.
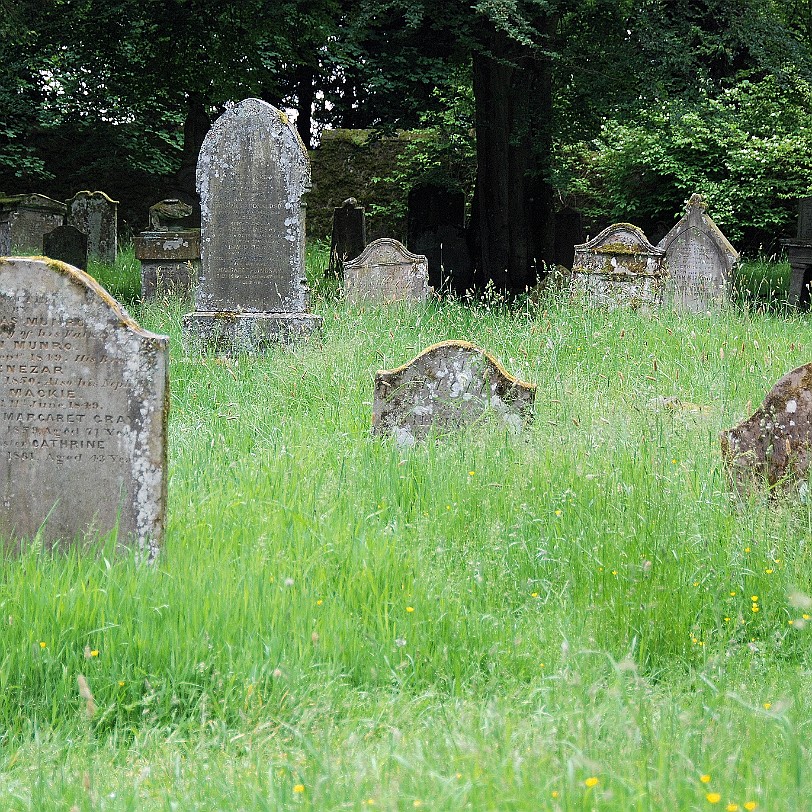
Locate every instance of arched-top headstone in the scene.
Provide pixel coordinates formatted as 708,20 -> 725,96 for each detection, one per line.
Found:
195,97 -> 310,313
571,223 -> 667,310
0,257 -> 168,557
372,340 -> 536,445
66,191 -> 118,264
658,194 -> 738,312
344,238 -> 429,305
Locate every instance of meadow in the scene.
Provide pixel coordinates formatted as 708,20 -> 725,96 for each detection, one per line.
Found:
2,247 -> 811,811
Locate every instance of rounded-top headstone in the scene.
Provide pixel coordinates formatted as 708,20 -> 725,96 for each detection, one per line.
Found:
196,98 -> 311,314
0,257 -> 168,557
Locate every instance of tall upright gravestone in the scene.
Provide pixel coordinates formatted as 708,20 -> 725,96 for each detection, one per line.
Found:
183,98 -> 322,351
66,191 -> 118,264
328,198 -> 366,277
0,257 -> 168,557
784,197 -> 812,309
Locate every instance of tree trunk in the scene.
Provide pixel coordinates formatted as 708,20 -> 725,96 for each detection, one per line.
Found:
470,42 -> 555,291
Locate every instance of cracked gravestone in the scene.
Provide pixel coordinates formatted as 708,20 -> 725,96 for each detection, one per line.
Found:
0,257 -> 168,557
372,340 -> 536,445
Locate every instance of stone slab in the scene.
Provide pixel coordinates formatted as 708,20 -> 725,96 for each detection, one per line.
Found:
571,223 -> 667,310
344,238 -> 429,304
66,191 -> 118,264
43,224 -> 88,271
0,257 -> 168,556
0,194 -> 67,254
183,311 -> 323,354
721,363 -> 812,492
372,340 -> 536,445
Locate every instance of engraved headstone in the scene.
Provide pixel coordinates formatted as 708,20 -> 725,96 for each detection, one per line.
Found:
0,194 -> 67,254
136,200 -> 200,299
328,198 -> 366,276
43,224 -> 88,270
0,257 -> 168,556
343,238 -> 429,305
372,340 -> 536,445
407,185 -> 471,293
658,194 -> 738,312
183,98 -> 321,351
798,197 -> 812,241
571,223 -> 667,310
721,363 -> 812,493
66,191 -> 118,264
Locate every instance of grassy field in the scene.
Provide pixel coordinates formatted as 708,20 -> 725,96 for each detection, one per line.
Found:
2,248 -> 811,810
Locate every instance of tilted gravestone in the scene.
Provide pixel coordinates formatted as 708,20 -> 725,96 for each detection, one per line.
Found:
43,225 -> 88,271
343,238 -> 429,305
658,194 -> 738,312
407,185 -> 471,294
372,340 -> 536,446
135,199 -> 200,299
0,194 -> 67,254
66,191 -> 118,264
721,363 -> 812,494
328,198 -> 366,277
183,98 -> 321,351
571,223 -> 667,310
0,257 -> 168,556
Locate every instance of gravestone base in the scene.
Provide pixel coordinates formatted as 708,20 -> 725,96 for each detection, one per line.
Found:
182,311 -> 322,353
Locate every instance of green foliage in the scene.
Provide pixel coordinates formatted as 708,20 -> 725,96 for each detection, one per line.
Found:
554,71 -> 812,244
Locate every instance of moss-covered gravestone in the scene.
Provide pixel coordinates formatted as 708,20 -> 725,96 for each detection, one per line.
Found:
571,223 -> 667,310
66,191 -> 118,264
183,98 -> 322,352
0,257 -> 168,557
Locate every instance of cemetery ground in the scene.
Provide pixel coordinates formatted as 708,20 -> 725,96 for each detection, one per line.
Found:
2,247 -> 812,811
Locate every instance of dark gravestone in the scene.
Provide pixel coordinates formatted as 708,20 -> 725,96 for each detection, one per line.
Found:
407,185 -> 471,294
658,194 -> 738,312
571,223 -> 667,310
135,199 -> 200,298
721,363 -> 812,494
0,257 -> 168,557
328,198 -> 366,276
798,197 -> 812,241
66,191 -> 118,264
554,207 -> 585,269
183,98 -> 321,351
373,341 -> 536,446
0,194 -> 67,254
43,225 -> 88,270
784,198 -> 812,309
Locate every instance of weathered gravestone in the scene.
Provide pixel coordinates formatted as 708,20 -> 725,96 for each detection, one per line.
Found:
571,223 -> 667,310
135,199 -> 200,299
328,198 -> 366,276
43,225 -> 88,270
407,185 -> 471,293
721,363 -> 812,493
183,98 -> 322,351
66,191 -> 118,264
372,340 -> 536,445
658,194 -> 738,312
0,194 -> 67,254
343,238 -> 429,305
0,257 -> 168,556
784,197 -> 812,309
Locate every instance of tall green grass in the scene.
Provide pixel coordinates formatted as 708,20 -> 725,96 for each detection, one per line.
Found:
1,249 -> 810,809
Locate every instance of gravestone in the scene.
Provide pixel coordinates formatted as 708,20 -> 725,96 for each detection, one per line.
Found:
0,194 -> 67,254
372,340 -> 536,445
66,191 -> 118,264
407,185 -> 471,293
721,363 -> 812,493
658,193 -> 738,312
183,98 -> 322,351
43,225 -> 88,270
571,223 -> 667,310
328,198 -> 366,276
554,207 -> 585,269
0,257 -> 168,556
784,197 -> 812,309
135,199 -> 200,299
343,238 -> 429,305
